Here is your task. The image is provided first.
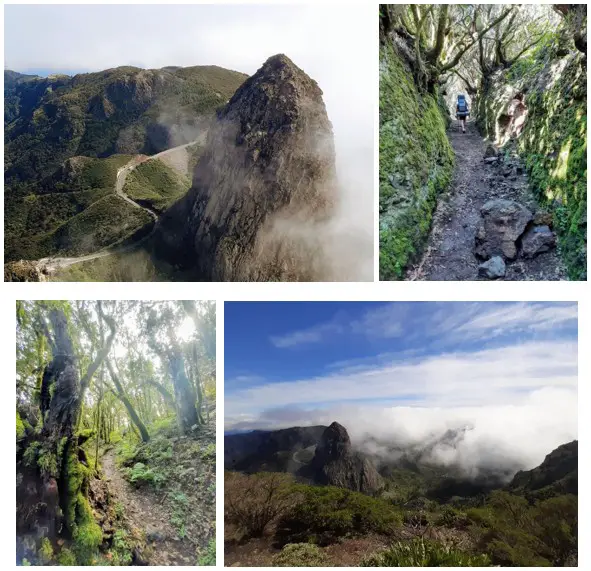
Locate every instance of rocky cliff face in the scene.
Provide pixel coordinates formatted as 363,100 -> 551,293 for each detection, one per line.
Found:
155,54 -> 338,281
509,440 -> 578,497
311,422 -> 384,495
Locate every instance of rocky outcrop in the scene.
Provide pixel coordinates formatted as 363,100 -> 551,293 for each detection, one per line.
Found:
155,54 -> 338,281
224,425 -> 327,473
311,422 -> 384,495
4,260 -> 47,282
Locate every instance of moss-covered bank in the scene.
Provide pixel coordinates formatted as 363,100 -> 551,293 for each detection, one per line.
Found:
477,44 -> 587,280
379,43 -> 455,280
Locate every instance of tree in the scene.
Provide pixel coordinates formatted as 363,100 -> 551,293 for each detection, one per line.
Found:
386,4 -> 514,90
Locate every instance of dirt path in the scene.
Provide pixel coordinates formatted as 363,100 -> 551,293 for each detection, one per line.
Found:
35,138 -> 203,274
408,121 -> 566,281
101,449 -> 197,566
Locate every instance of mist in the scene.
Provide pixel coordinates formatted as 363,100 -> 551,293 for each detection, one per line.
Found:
226,386 -> 577,480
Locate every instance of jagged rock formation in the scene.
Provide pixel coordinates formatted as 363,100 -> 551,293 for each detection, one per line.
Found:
310,422 -> 384,495
155,54 -> 338,281
509,440 -> 578,497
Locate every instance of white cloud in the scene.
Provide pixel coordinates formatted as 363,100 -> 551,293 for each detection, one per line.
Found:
270,321 -> 344,349
226,339 -> 577,419
268,302 -> 577,349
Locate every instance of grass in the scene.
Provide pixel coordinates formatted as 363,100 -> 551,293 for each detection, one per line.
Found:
123,158 -> 191,213
39,194 -> 152,257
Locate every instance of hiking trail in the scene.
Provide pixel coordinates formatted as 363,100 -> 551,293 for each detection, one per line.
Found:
408,121 -> 566,281
101,448 -> 197,566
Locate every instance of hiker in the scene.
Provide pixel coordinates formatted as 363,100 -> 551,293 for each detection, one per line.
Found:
456,94 -> 469,133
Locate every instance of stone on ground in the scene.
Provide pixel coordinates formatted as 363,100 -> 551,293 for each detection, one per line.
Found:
475,199 -> 533,260
521,225 -> 556,258
484,144 -> 498,158
478,256 -> 506,279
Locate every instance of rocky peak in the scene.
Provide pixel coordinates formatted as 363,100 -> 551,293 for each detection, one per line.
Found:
311,422 -> 384,495
315,422 -> 352,461
154,53 -> 338,281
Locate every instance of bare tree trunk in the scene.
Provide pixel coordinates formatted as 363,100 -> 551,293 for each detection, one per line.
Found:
106,359 -> 150,442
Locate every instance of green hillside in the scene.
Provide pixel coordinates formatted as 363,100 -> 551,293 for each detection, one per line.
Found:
4,65 -> 247,262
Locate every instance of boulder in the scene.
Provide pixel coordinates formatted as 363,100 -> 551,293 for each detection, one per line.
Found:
478,256 -> 506,279
475,199 -> 533,260
521,225 -> 556,258
484,157 -> 498,164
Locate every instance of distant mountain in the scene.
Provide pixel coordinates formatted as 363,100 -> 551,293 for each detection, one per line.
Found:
508,440 -> 578,499
224,425 -> 326,473
4,65 -> 247,262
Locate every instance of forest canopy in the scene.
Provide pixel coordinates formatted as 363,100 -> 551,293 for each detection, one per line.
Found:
16,300 -> 216,566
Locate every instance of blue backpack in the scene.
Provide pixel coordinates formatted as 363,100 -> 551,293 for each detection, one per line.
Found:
457,95 -> 468,114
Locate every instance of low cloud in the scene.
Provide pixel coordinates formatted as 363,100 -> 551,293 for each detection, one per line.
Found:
225,336 -> 578,478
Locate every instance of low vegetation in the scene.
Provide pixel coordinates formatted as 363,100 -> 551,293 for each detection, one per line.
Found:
122,159 -> 191,213
225,469 -> 577,567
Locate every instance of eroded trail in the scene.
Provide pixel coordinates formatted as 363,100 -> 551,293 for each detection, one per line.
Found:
408,122 -> 566,281
102,449 -> 197,566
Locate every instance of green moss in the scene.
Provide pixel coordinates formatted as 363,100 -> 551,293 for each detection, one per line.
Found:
23,441 -> 41,466
379,43 -> 454,280
519,54 -> 587,280
38,537 -> 54,564
72,501 -> 103,564
477,40 -> 586,280
37,444 -> 59,478
16,410 -> 26,439
57,547 -> 77,565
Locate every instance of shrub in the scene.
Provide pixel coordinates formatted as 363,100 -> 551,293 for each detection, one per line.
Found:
122,462 -> 166,488
198,537 -> 216,566
277,484 -> 402,545
273,543 -> 329,567
435,506 -> 470,529
361,538 -> 492,567
471,491 -> 577,566
225,471 -> 301,539
57,547 -> 77,565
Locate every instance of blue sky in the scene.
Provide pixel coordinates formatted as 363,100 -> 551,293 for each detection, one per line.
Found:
225,302 -> 577,451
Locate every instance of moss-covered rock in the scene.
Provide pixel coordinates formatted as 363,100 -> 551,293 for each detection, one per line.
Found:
379,43 -> 455,280
477,42 -> 586,280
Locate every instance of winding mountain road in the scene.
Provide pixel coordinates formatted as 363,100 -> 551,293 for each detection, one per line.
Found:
36,139 -> 201,274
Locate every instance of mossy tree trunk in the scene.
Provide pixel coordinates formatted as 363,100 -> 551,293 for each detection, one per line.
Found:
17,305 -> 114,564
